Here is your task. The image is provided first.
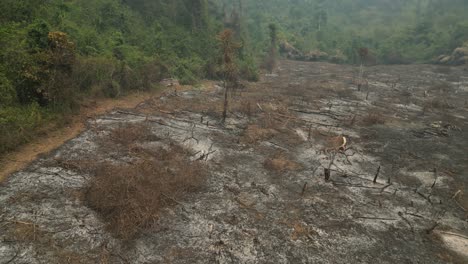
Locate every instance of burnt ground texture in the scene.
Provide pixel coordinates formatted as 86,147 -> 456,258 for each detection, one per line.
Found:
1,60 -> 468,263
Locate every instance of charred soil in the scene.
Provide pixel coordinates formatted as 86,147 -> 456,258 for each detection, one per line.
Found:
1,60 -> 467,263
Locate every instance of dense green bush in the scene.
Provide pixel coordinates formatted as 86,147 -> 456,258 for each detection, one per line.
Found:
0,73 -> 16,106
0,103 -> 46,154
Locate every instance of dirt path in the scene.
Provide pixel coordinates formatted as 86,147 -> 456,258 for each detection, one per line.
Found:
0,89 -> 171,182
0,62 -> 467,263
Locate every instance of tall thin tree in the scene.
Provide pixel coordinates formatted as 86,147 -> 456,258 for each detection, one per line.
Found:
217,29 -> 240,123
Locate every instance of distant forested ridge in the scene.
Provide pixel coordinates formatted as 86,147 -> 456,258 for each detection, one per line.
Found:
241,0 -> 468,64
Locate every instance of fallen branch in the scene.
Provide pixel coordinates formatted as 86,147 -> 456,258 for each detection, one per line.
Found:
332,181 -> 383,190
257,103 -> 263,111
426,222 -> 439,234
4,249 -> 19,264
355,216 -> 397,221
398,211 -> 414,233
437,231 -> 468,240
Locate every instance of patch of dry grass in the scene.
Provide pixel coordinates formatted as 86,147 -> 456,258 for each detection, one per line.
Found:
424,98 -> 454,110
241,124 -> 277,144
264,154 -> 301,172
109,123 -> 154,146
360,112 -> 387,126
8,221 -> 45,242
85,143 -> 206,240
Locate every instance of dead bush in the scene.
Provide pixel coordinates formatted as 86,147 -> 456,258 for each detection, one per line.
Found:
264,152 -> 301,172
429,82 -> 451,94
336,88 -> 355,99
85,144 -> 206,239
241,124 -> 277,144
232,99 -> 257,117
360,112 -> 386,126
109,122 -> 153,146
8,221 -> 45,242
425,98 -> 454,110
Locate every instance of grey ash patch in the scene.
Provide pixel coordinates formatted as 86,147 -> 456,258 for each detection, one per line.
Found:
1,60 -> 467,263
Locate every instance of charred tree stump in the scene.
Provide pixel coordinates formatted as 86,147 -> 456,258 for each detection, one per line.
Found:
324,168 -> 331,182
373,166 -> 381,183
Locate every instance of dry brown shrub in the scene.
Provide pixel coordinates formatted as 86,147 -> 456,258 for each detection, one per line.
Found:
324,135 -> 347,150
153,95 -> 224,119
231,99 -> 259,118
7,191 -> 49,205
360,112 -> 386,126
424,98 -> 454,110
8,222 -> 45,242
109,123 -> 153,146
239,100 -> 253,117
261,98 -> 291,115
85,144 -> 206,240
289,221 -> 317,241
241,124 -> 277,144
53,158 -> 99,174
336,88 -> 355,99
264,154 -> 301,172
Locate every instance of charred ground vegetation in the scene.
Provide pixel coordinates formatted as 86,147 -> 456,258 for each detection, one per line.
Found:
1,0 -> 468,263
1,59 -> 468,263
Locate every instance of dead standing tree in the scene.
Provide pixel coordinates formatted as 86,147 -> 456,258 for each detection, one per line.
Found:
357,47 -> 369,92
264,23 -> 279,73
217,29 -> 241,123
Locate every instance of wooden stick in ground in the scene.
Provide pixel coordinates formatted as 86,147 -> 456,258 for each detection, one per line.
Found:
373,166 -> 381,183
325,151 -> 336,182
301,182 -> 308,196
307,124 -> 313,141
431,168 -> 437,189
324,168 -> 330,182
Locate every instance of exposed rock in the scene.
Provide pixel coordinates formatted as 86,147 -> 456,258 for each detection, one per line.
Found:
435,43 -> 468,65
329,50 -> 348,63
160,78 -> 180,87
279,41 -> 302,60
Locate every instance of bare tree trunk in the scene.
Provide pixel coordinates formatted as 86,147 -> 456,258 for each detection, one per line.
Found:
222,80 -> 229,123
358,62 -> 364,92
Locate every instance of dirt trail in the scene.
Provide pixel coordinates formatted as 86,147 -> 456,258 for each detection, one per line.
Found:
0,84 -> 201,182
0,61 -> 467,263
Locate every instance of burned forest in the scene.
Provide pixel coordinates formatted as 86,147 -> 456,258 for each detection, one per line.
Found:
1,0 -> 468,263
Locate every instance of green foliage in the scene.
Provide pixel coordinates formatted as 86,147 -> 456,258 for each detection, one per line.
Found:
2,0 -> 466,155
241,0 -> 468,64
0,0 -> 230,155
0,72 -> 16,106
239,55 -> 259,82
0,103 -> 47,154
27,20 -> 50,50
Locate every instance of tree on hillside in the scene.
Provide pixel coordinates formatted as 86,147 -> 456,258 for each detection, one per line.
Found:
217,29 -> 241,123
190,0 -> 208,31
263,23 -> 278,73
357,47 -> 368,92
315,0 -> 328,32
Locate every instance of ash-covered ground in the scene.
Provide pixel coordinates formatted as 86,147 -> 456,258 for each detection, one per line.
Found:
1,60 -> 468,263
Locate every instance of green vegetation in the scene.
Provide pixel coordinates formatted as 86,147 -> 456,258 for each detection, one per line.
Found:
0,0 -> 254,155
1,0 -> 467,155
242,0 -> 468,64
